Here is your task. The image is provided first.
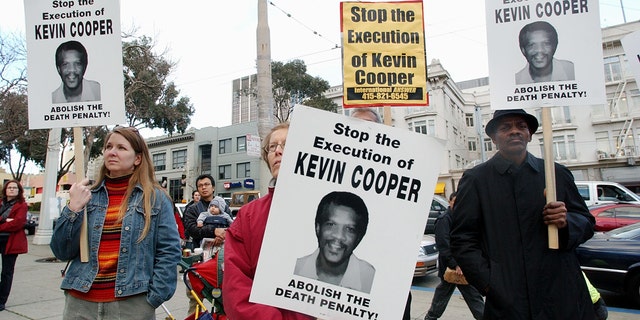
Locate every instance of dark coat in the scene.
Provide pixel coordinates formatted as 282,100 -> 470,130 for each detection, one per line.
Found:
434,209 -> 456,279
0,200 -> 28,255
183,199 -> 215,247
450,152 -> 595,320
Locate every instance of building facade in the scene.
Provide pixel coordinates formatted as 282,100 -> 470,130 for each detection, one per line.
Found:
145,122 -> 263,203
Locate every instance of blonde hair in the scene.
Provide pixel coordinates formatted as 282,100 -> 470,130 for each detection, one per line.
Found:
261,123 -> 290,172
96,127 -> 166,242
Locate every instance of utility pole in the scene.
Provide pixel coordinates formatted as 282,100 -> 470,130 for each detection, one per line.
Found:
257,0 -> 274,139
256,0 -> 276,193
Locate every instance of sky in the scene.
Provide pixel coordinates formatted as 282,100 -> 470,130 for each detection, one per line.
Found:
1,0 -> 639,172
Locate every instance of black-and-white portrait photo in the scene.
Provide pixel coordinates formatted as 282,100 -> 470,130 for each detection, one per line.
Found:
294,191 -> 375,293
52,40 -> 101,103
515,21 -> 575,84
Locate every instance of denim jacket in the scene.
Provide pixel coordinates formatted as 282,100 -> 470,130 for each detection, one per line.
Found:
50,181 -> 182,308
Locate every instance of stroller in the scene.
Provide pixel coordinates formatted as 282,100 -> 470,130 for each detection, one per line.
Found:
183,239 -> 227,320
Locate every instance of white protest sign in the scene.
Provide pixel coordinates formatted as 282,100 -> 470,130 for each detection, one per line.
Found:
486,0 -> 605,110
622,30 -> 640,86
24,0 -> 125,129
250,106 -> 444,319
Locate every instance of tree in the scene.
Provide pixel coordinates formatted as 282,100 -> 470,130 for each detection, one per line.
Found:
0,90 -> 49,181
0,31 -> 34,180
122,34 -> 194,133
270,59 -> 338,122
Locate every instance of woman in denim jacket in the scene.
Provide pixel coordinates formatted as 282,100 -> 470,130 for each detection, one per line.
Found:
51,126 -> 182,320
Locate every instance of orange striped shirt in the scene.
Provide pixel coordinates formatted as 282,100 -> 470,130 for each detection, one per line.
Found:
70,175 -> 129,302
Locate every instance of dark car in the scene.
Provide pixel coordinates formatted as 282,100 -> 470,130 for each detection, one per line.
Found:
25,212 -> 39,235
588,203 -> 640,231
576,222 -> 640,306
424,195 -> 448,234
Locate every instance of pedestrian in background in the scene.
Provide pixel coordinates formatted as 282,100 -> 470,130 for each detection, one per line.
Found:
424,192 -> 484,320
0,180 -> 28,311
50,126 -> 182,320
450,109 -> 595,319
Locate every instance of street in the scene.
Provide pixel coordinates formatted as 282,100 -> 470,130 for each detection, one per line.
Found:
411,272 -> 640,313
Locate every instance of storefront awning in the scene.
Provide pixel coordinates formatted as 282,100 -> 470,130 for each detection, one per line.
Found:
435,182 -> 445,195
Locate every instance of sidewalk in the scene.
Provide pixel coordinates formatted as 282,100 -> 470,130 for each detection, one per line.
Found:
2,240 -> 636,319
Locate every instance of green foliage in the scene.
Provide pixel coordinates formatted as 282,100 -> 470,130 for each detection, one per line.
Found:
122,35 -> 194,134
270,59 -> 338,122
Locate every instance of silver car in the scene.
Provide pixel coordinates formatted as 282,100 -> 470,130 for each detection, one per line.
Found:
414,234 -> 439,277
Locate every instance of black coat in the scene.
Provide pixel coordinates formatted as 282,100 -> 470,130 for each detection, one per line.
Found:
450,152 -> 595,320
434,209 -> 456,279
183,199 -> 216,247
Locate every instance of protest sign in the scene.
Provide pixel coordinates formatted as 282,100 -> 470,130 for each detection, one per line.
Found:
341,1 -> 428,108
24,0 -> 125,129
485,0 -> 605,109
250,106 -> 443,319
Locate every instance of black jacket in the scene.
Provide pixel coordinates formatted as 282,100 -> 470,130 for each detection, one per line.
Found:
450,152 -> 595,319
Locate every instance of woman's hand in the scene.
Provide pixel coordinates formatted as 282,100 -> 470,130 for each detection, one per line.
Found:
68,178 -> 92,212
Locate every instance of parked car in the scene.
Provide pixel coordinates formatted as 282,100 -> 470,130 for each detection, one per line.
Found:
589,203 -> 640,231
424,195 -> 448,234
414,234 -> 439,277
576,222 -> 640,306
576,180 -> 640,206
25,212 -> 39,235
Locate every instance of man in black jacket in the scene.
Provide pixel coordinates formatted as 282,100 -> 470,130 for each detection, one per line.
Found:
450,109 -> 595,319
425,192 -> 484,320
183,174 -> 226,247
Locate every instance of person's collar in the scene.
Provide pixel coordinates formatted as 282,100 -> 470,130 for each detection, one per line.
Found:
493,152 -> 540,174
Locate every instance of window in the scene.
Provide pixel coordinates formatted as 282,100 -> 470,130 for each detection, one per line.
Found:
237,162 -> 251,178
152,153 -> 166,171
465,113 -> 474,127
409,119 -> 435,135
595,131 -> 611,155
172,149 -> 187,169
169,179 -> 183,204
219,138 -> 232,154
237,136 -> 247,152
550,134 -> 577,160
551,106 -> 571,125
615,206 -> 640,219
200,145 -> 212,174
468,137 -> 477,151
603,56 -> 622,82
483,138 -> 493,152
219,165 -> 231,180
411,120 -> 427,134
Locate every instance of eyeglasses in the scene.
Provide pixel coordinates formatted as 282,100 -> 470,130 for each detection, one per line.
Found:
197,182 -> 212,188
265,143 -> 285,153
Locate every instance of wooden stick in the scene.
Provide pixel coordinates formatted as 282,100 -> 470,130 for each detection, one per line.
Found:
541,108 -> 559,249
73,127 -> 89,262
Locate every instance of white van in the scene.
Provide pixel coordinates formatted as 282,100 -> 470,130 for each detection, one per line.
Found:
574,181 -> 640,206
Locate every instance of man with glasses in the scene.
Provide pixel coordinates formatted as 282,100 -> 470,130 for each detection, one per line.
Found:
182,174 -> 227,248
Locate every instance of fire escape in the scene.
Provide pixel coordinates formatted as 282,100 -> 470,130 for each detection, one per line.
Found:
611,80 -> 635,158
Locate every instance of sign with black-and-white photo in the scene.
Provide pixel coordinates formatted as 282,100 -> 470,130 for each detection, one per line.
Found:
24,0 -> 125,129
485,0 -> 605,109
251,106 -> 443,319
